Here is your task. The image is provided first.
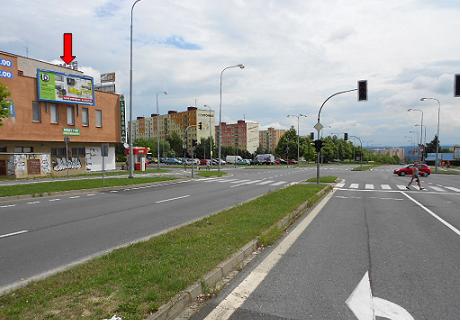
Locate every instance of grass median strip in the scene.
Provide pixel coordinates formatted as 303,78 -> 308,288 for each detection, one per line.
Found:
306,176 -> 337,183
0,184 -> 325,319
0,177 -> 175,197
197,171 -> 227,178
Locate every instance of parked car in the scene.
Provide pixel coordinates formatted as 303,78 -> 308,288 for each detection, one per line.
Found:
200,159 -> 211,166
212,158 -> 226,165
275,158 -> 287,165
226,155 -> 243,164
236,159 -> 250,165
393,164 -> 431,177
255,154 -> 275,165
162,157 -> 182,165
288,159 -> 298,165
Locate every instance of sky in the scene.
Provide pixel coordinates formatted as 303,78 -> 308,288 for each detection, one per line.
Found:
1,0 -> 460,147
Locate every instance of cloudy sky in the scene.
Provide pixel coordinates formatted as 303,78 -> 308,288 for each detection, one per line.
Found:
2,0 -> 460,146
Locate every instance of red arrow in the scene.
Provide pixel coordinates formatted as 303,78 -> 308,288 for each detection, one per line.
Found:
60,33 -> 76,64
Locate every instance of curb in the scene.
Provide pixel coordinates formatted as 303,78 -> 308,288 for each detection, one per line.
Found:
0,177 -> 184,205
148,185 -> 332,320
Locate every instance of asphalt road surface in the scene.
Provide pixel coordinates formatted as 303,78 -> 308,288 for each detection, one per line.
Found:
196,165 -> 460,320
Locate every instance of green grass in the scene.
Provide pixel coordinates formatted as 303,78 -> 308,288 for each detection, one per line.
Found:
197,171 -> 227,177
351,164 -> 379,171
0,184 -> 327,320
429,167 -> 459,175
306,176 -> 337,183
0,177 -> 175,197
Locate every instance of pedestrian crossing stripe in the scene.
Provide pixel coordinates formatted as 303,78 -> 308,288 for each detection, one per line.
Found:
397,185 -> 407,190
429,186 -> 445,192
381,184 -> 391,190
445,186 -> 460,192
350,183 -> 359,189
365,184 -> 374,189
257,180 -> 274,185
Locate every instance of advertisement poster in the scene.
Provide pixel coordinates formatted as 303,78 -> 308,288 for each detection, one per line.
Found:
37,69 -> 95,105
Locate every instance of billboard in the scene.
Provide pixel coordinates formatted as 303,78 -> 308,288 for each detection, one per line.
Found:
37,69 -> 95,106
101,72 -> 115,83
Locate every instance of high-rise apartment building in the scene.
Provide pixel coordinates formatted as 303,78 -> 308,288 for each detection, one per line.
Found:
259,127 -> 287,153
216,120 -> 259,154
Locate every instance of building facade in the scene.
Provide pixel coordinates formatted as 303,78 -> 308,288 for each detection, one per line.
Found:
259,127 -> 286,153
216,120 -> 259,154
130,107 -> 215,155
0,51 -> 121,178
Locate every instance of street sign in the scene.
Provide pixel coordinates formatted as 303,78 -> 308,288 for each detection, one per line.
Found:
63,128 -> 80,136
314,122 -> 323,132
101,72 -> 116,83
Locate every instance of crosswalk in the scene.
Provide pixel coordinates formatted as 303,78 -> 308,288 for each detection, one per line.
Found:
197,177 -> 289,187
335,181 -> 460,193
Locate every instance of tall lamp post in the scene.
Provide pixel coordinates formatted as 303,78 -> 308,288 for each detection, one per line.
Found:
407,108 -> 424,161
420,97 -> 440,173
128,0 -> 144,178
156,91 -> 168,169
287,113 -> 308,165
218,64 -> 245,172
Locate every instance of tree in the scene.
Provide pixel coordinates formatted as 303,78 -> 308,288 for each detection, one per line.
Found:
167,132 -> 183,157
0,83 -> 11,125
133,138 -> 171,157
275,127 -> 299,159
194,137 -> 215,159
425,135 -> 440,153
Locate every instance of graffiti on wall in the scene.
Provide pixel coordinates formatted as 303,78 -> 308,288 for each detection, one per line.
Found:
40,154 -> 51,174
85,147 -> 99,171
53,157 -> 82,171
14,154 -> 26,176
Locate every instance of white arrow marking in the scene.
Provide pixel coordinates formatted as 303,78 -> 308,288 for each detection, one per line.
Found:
346,271 -> 414,320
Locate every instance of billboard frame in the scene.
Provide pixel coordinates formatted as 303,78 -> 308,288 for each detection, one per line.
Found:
36,69 -> 95,106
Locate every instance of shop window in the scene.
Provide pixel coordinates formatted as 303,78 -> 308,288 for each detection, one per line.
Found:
82,108 -> 89,126
0,146 -> 6,152
96,109 -> 102,128
49,104 -> 58,124
67,105 -> 75,125
32,102 -> 41,122
51,147 -> 67,157
71,147 -> 85,157
14,146 -> 34,153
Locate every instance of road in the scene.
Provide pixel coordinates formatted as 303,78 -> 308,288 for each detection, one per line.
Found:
0,165 -> 348,291
197,165 -> 460,320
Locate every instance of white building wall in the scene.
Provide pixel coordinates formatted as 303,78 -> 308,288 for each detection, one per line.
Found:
85,145 -> 116,171
246,122 -> 259,154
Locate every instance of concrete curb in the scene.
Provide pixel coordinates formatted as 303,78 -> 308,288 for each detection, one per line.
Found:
0,177 -> 185,205
147,185 -> 332,320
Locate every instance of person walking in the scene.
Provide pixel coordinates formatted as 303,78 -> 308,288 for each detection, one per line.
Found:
406,161 -> 425,190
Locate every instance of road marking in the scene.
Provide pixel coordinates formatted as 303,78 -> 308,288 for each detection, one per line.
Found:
346,271 -> 414,320
444,186 -> 460,192
155,195 -> 190,204
49,199 -> 61,202
205,191 -> 334,320
220,179 -> 239,182
229,179 -> 249,185
256,180 -> 274,185
110,190 -> 119,193
349,183 -> 359,189
0,204 -> 16,208
27,201 -> 40,205
0,230 -> 29,239
231,180 -> 263,188
428,186 -> 445,192
334,188 -> 459,195
270,181 -> 287,186
396,185 -> 407,190
86,193 -> 96,196
365,184 -> 374,189
69,196 -> 80,199
369,197 -> 403,201
400,192 -> 460,235
380,184 -> 391,190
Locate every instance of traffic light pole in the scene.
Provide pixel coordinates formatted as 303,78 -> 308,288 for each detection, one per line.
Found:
316,88 -> 358,184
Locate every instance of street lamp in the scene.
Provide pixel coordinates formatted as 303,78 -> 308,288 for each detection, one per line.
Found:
414,124 -> 427,146
218,64 -> 245,172
407,108 -> 424,161
128,0 -> 144,178
204,104 -> 214,161
287,113 -> 308,165
156,91 -> 168,169
420,97 -> 440,173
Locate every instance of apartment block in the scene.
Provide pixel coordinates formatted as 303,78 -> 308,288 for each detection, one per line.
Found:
216,120 -> 259,154
259,127 -> 287,153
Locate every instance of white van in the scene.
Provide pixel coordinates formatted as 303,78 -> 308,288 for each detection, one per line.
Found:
226,155 -> 243,164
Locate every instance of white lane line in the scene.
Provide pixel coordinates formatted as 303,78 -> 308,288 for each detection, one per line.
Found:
396,185 -> 407,190
219,179 -> 239,183
27,201 -> 40,205
369,197 -> 403,201
228,179 -> 250,185
257,180 -> 275,185
428,186 -> 445,192
155,195 -> 190,204
444,186 -> 460,192
380,184 -> 391,190
0,204 -> 16,208
230,180 -> 263,188
270,181 -> 287,186
205,190 -> 335,320
349,183 -> 359,189
400,192 -> 460,235
49,199 -> 61,202
86,193 -> 96,196
0,230 -> 28,239
69,196 -> 81,199
110,190 -> 119,193
365,184 -> 374,189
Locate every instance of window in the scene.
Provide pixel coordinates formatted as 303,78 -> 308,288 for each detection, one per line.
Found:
14,146 -> 33,153
0,146 -> 6,152
82,107 -> 89,126
51,147 -> 66,157
49,104 -> 58,124
67,105 -> 75,125
95,109 -> 102,128
32,102 -> 41,122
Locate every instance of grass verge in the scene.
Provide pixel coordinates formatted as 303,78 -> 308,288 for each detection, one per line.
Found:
429,167 -> 459,175
306,176 -> 337,183
0,177 -> 175,197
196,171 -> 227,178
0,184 -> 326,319
351,164 -> 379,171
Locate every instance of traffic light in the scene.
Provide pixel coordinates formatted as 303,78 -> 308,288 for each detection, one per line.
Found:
314,139 -> 324,152
198,122 -> 203,130
192,139 -> 197,146
310,132 -> 314,140
358,80 -> 367,101
344,133 -> 348,141
455,74 -> 460,97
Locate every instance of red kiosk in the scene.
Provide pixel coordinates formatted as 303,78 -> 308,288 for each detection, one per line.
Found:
124,146 -> 149,171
